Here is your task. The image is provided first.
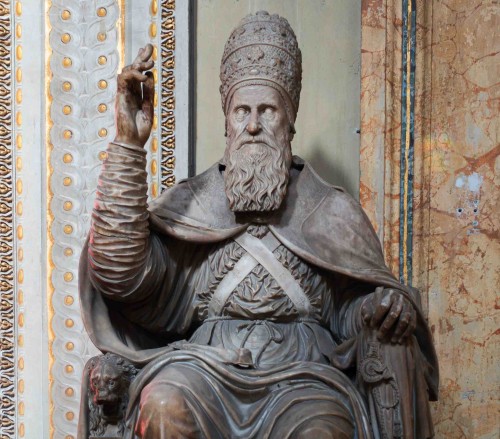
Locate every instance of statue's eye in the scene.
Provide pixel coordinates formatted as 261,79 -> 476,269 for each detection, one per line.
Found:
108,379 -> 115,387
262,107 -> 275,118
235,108 -> 248,120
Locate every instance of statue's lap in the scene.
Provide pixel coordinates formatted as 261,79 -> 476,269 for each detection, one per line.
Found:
137,355 -> 355,438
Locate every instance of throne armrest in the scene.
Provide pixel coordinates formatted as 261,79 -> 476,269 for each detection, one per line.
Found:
77,353 -> 139,439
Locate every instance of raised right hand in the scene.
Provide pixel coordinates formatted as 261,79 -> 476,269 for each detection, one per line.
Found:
114,44 -> 155,147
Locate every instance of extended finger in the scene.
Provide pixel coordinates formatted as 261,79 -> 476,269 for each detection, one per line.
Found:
130,47 -> 145,66
121,60 -> 154,82
378,293 -> 404,339
370,288 -> 393,328
132,44 -> 154,66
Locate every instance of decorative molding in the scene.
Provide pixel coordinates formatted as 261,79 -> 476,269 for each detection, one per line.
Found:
13,1 -> 26,437
125,0 -> 178,199
148,0 -> 161,198
160,0 -> 176,190
118,0 -> 125,71
359,0 -> 418,284
399,0 -> 416,285
47,1 -> 121,437
0,1 -> 15,437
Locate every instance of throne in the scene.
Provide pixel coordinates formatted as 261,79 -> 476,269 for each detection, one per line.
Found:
77,317 -> 429,439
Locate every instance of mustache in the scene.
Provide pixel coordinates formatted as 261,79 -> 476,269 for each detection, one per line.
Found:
231,128 -> 278,152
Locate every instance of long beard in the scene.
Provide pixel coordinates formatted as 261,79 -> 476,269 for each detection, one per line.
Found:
223,128 -> 292,212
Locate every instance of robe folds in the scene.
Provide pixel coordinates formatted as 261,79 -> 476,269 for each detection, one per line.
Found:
78,156 -> 438,438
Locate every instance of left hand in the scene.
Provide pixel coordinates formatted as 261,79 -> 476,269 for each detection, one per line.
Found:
360,287 -> 417,344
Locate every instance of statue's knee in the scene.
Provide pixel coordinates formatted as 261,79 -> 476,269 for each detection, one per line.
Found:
138,383 -> 200,438
140,383 -> 189,417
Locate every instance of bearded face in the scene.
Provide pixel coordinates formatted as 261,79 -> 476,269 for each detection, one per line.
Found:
223,86 -> 293,213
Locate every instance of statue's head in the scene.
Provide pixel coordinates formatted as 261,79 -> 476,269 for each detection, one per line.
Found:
220,11 -> 302,213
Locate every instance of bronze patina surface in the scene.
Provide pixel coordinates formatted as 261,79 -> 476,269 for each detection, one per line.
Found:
78,11 -> 438,439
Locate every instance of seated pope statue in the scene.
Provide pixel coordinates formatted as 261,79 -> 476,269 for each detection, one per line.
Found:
78,11 -> 438,439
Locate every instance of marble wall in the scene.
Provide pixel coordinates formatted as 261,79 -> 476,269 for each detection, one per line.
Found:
422,1 -> 499,437
361,1 -> 499,437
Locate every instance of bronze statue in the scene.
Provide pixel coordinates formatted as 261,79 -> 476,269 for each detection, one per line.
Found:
78,11 -> 438,439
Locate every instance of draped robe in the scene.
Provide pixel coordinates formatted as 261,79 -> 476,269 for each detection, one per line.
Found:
78,143 -> 438,438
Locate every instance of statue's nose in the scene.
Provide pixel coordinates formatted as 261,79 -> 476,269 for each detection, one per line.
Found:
246,114 -> 261,135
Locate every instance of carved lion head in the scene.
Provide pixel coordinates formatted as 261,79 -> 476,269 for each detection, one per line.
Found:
87,353 -> 137,428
